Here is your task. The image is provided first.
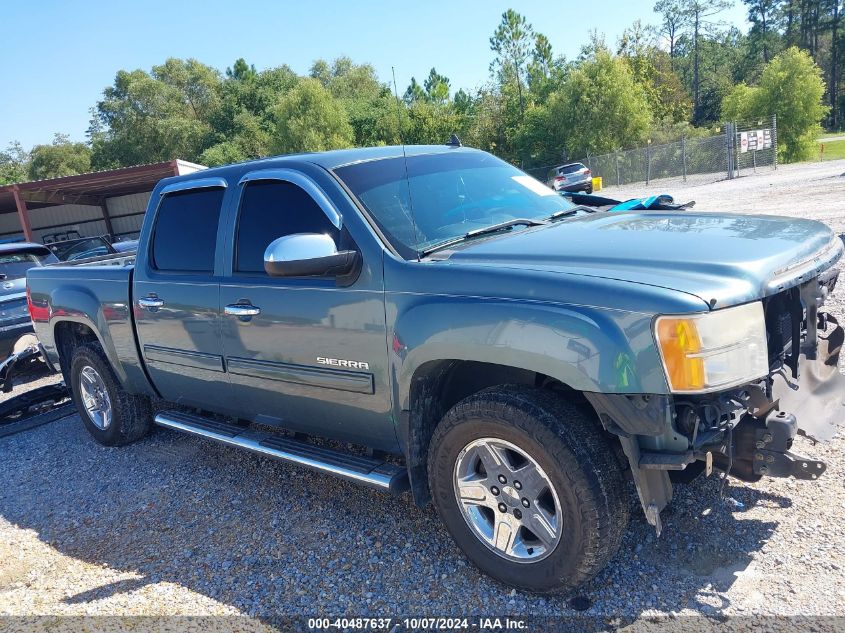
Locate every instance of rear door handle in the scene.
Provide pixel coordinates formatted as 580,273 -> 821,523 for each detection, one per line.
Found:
138,296 -> 164,310
224,303 -> 261,317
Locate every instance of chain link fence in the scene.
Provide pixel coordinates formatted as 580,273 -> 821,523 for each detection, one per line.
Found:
732,117 -> 778,177
526,115 -> 777,190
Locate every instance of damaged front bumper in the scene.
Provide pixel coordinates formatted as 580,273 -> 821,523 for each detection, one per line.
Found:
714,306 -> 845,484
725,409 -> 826,481
588,273 -> 845,534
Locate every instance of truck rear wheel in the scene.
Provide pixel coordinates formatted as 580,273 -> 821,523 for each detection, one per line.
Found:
69,343 -> 151,446
427,386 -> 629,593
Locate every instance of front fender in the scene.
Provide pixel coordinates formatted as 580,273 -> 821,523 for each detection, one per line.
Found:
393,296 -> 669,410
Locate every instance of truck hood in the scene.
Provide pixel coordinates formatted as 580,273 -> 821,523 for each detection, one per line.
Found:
435,211 -> 842,308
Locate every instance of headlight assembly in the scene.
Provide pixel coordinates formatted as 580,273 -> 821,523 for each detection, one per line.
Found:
654,301 -> 769,393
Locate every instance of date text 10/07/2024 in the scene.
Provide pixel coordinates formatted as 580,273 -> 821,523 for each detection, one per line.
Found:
306,617 -> 528,630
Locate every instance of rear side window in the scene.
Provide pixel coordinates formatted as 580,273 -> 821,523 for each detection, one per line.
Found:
152,187 -> 225,272
235,180 -> 339,274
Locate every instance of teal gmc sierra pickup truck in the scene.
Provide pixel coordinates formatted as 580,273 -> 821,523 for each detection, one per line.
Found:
26,144 -> 845,593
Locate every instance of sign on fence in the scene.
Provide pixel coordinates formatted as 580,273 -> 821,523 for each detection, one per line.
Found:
739,129 -> 773,153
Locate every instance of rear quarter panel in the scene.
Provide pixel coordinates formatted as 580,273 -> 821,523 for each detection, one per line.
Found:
27,265 -> 155,396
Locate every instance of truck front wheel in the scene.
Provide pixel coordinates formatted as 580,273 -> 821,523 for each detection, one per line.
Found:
427,386 -> 629,593
69,343 -> 151,446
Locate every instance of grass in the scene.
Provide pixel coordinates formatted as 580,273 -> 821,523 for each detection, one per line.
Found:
817,138 -> 845,160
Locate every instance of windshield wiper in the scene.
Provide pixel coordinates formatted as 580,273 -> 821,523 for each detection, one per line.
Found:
547,205 -> 595,221
420,218 -> 547,257
464,217 -> 548,238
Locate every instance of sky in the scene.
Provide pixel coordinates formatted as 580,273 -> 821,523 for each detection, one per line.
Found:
0,0 -> 749,150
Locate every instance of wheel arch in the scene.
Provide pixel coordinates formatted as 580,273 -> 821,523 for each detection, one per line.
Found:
53,319 -> 112,385
401,359 -> 593,506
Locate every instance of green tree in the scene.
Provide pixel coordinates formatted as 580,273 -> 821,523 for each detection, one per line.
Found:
489,9 -> 534,117
453,89 -> 473,114
618,20 -> 691,123
310,57 -> 395,146
405,69 -> 451,104
423,68 -> 451,104
271,78 -> 354,154
654,0 -> 689,63
90,58 -> 222,168
546,51 -> 652,157
578,29 -> 611,61
527,34 -> 569,101
310,56 -> 383,101
722,47 -> 829,161
206,61 -> 298,164
0,142 -> 30,185
743,0 -> 782,63
226,58 -> 257,81
403,77 -> 426,103
462,87 -> 508,155
721,82 -> 757,119
402,100 -> 463,145
513,103 -> 559,168
28,133 -> 92,180
673,24 -> 753,122
683,0 -> 734,122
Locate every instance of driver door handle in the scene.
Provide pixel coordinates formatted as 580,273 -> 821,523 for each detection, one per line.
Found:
224,303 -> 261,317
138,295 -> 164,310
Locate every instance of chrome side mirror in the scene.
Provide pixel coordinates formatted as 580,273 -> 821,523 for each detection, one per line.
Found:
263,233 -> 358,278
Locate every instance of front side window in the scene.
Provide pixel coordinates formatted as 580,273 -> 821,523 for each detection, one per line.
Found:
235,180 -> 340,274
334,151 -> 575,257
152,187 -> 225,272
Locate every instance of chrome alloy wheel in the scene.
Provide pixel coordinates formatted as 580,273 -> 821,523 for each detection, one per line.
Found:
79,365 -> 113,430
453,437 -> 562,562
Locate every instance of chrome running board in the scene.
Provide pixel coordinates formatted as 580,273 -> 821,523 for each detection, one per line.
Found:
154,410 -> 409,494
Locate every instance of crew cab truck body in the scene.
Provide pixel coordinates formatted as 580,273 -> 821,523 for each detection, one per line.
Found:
27,145 -> 845,593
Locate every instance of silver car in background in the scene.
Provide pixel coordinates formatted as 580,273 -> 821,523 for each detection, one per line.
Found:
0,243 -> 58,359
547,162 -> 593,193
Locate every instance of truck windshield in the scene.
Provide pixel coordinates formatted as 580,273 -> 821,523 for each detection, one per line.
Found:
334,151 -> 575,258
0,250 -> 53,280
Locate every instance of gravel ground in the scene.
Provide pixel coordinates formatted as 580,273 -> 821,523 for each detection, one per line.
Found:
2,162 -> 845,629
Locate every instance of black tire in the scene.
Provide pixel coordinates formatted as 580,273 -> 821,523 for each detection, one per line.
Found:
585,185 -> 593,194
69,343 -> 151,446
428,386 -> 629,593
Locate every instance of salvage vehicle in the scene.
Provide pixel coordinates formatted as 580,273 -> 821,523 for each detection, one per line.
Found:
0,243 -> 58,359
26,145 -> 845,593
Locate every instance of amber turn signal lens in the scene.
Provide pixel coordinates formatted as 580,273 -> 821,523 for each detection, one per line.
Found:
655,317 -> 705,391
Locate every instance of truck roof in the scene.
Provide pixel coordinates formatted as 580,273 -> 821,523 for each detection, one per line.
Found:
159,145 -> 479,187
